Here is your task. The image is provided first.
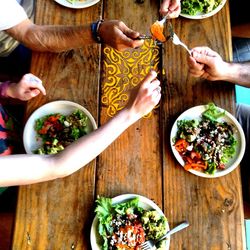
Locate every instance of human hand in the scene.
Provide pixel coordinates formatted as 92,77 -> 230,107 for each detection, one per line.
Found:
188,47 -> 229,81
98,20 -> 144,51
160,0 -> 181,18
125,71 -> 161,123
6,73 -> 46,101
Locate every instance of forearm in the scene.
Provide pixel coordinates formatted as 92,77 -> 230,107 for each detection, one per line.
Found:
6,19 -> 95,52
51,108 -> 135,176
221,62 -> 250,87
0,108 -> 135,187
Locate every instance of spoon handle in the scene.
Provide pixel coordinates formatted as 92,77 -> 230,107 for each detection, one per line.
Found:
156,221 -> 189,243
136,35 -> 152,40
159,13 -> 170,25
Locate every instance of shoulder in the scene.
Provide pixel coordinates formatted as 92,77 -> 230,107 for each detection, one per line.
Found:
0,0 -> 28,31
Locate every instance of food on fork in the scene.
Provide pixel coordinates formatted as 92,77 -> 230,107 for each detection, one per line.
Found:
150,20 -> 166,42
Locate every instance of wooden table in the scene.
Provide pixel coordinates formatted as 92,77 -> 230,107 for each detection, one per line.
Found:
12,1 -> 245,249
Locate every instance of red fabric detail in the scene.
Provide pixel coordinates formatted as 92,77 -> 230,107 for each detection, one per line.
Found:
0,131 -> 8,139
0,113 -> 6,128
1,147 -> 12,155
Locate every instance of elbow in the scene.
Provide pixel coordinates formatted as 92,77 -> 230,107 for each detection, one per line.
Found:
6,20 -> 49,52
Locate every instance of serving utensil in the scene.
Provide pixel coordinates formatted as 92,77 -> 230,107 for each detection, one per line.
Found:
167,22 -> 191,54
150,14 -> 170,42
137,35 -> 153,40
171,33 -> 191,54
139,221 -> 189,250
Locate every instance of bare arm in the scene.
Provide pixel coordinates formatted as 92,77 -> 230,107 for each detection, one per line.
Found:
188,47 -> 250,87
0,109 -> 141,186
221,62 -> 250,87
5,19 -> 144,52
6,19 -> 95,52
0,71 -> 161,187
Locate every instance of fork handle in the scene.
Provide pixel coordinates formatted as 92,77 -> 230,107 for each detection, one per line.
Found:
156,221 -> 189,243
179,43 -> 192,55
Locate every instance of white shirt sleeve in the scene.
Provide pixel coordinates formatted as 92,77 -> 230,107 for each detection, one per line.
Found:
0,0 -> 28,31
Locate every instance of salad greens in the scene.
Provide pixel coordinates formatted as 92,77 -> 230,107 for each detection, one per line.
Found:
34,110 -> 89,154
66,0 -> 85,4
174,103 -> 237,175
202,102 -> 225,121
95,196 -> 168,250
181,0 -> 222,15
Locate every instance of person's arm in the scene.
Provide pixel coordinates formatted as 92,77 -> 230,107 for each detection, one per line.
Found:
188,46 -> 250,87
160,0 -> 181,18
0,74 -> 46,100
0,71 -> 161,187
5,19 -> 144,52
219,62 -> 250,86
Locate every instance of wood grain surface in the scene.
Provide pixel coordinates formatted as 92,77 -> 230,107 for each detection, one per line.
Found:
12,1 -> 245,250
162,3 -> 245,250
97,0 -> 163,204
12,0 -> 102,249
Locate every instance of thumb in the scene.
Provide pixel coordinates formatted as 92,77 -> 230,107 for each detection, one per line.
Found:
141,71 -> 158,88
29,89 -> 40,97
192,51 -> 215,67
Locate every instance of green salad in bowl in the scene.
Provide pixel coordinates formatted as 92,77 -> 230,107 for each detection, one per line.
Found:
170,103 -> 246,178
91,194 -> 170,250
180,0 -> 226,19
23,100 -> 97,154
33,110 -> 90,154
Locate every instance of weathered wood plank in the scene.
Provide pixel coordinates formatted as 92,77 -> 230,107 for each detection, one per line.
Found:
96,0 -> 163,206
12,0 -> 101,249
162,3 -> 245,249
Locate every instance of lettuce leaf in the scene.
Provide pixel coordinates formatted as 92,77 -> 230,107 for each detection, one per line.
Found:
202,102 -> 225,121
94,196 -> 143,250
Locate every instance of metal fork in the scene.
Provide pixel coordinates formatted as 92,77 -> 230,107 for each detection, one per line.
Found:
139,221 -> 189,250
167,22 -> 191,55
171,33 -> 191,55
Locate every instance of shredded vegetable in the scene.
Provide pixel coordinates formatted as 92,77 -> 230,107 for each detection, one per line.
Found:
95,196 -> 168,250
34,110 -> 89,154
173,104 -> 237,175
181,0 -> 222,15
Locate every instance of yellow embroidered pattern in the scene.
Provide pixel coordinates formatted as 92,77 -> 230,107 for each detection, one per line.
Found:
101,40 -> 160,117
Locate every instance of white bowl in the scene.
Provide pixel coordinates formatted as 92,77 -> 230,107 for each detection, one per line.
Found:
54,0 -> 100,9
170,105 -> 246,178
180,0 -> 227,19
23,100 -> 97,154
90,194 -> 170,250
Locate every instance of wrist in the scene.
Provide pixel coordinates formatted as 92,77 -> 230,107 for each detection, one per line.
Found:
0,81 -> 11,98
220,62 -> 239,82
119,107 -> 141,127
91,19 -> 104,43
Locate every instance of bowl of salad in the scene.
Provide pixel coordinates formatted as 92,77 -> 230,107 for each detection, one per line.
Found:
170,103 -> 246,178
23,100 -> 97,154
180,0 -> 227,19
91,194 -> 170,250
53,0 -> 100,9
